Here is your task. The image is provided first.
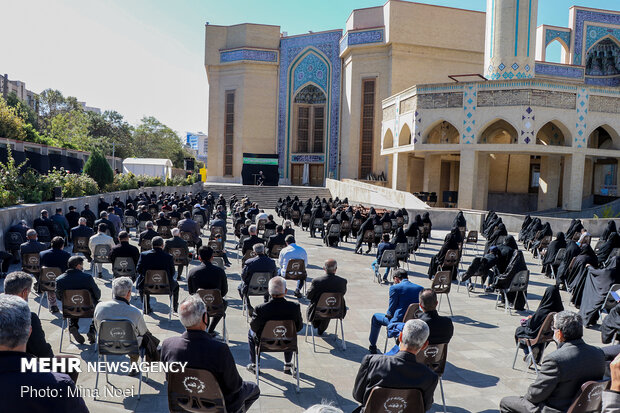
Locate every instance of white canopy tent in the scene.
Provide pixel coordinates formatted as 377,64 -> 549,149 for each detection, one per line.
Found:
122,158 -> 173,179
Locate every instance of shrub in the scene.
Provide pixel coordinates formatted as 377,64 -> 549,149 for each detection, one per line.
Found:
84,150 -> 113,188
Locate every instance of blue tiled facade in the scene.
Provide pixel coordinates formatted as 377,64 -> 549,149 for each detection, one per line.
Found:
544,29 -> 571,48
220,49 -> 278,63
573,9 -> 620,66
535,62 -> 585,80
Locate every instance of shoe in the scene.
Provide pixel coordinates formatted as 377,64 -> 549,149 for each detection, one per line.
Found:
369,345 -> 378,354
294,290 -> 302,299
283,362 -> 294,375
177,276 -> 183,282
128,369 -> 139,377
467,283 -> 474,292
97,273 -> 103,278
50,305 -> 60,314
87,328 -> 97,344
246,363 -> 256,373
69,326 -> 85,344
484,286 -> 494,293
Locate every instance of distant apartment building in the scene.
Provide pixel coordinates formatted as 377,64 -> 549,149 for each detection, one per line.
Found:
1,74 -> 37,109
78,101 -> 101,114
186,132 -> 208,165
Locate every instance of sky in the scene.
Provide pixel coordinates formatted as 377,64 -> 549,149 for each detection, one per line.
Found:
1,0 -> 619,139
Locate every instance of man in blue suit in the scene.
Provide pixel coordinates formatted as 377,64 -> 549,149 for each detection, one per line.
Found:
368,269 -> 422,354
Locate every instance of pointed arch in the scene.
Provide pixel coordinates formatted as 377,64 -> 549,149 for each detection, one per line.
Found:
422,120 -> 460,144
536,120 -> 571,146
588,124 -> 620,150
398,123 -> 412,146
383,129 -> 394,150
477,118 -> 519,144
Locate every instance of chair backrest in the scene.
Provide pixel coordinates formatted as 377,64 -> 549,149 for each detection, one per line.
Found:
157,225 -> 171,238
72,236 -> 91,254
416,343 -> 448,376
313,218 -> 324,229
208,240 -> 223,254
529,312 -> 557,347
364,387 -> 425,413
395,243 -> 409,260
21,253 -> 41,275
553,248 -> 567,266
210,226 -> 224,237
112,257 -> 136,278
167,368 -> 226,413
138,221 -> 148,233
382,221 -> 392,232
403,303 -> 423,322
379,249 -> 398,268
257,219 -> 267,230
242,250 -> 257,266
442,249 -> 459,268
6,231 -> 24,249
193,214 -> 205,226
169,247 -> 189,266
507,270 -> 529,293
466,231 -> 478,243
302,214 -> 311,225
602,284 -> 620,313
140,238 -> 152,252
196,289 -> 226,317
39,267 -> 60,292
540,235 -> 553,249
363,229 -> 375,242
314,292 -> 345,320
328,224 -> 341,237
123,215 -> 137,228
269,244 -> 284,259
258,320 -> 298,353
180,231 -> 195,247
93,244 -> 112,263
263,228 -> 276,239
248,272 -> 271,296
285,259 -> 307,280
396,216 -> 405,227
169,216 -> 179,227
374,224 -> 384,235
149,206 -> 159,216
496,235 -> 507,246
61,289 -> 95,319
212,257 -> 225,270
291,210 -> 300,219
35,226 -> 51,241
341,220 -> 351,232
572,232 -> 581,242
566,380 -> 610,413
406,236 -> 416,250
582,235 -> 592,246
144,270 -> 171,295
352,218 -> 362,229
431,271 -> 452,294
97,320 -> 139,356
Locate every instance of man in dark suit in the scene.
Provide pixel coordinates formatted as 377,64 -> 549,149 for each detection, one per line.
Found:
187,246 -> 228,335
368,269 -> 423,354
20,229 -> 48,257
283,220 -> 295,238
267,225 -> 287,256
65,205 -> 81,232
139,221 -> 159,248
238,243 -> 278,316
178,211 -> 202,248
71,217 -> 95,261
160,295 -> 260,412
500,311 -> 605,413
33,209 -> 54,242
242,225 -> 262,255
80,203 -> 97,228
247,276 -> 303,374
4,271 -> 54,357
306,258 -> 347,335
56,256 -> 101,344
264,215 -> 277,230
419,288 -> 454,345
137,206 -> 153,224
374,233 -> 396,283
39,236 -> 71,314
136,236 -> 179,314
109,231 -> 140,279
165,228 -> 190,279
94,211 -> 117,240
353,319 -> 438,412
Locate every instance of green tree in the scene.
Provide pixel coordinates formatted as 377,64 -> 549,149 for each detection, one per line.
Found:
5,92 -> 39,129
83,150 -> 112,188
47,110 -> 91,150
0,97 -> 27,140
87,110 -> 134,158
133,116 -> 194,168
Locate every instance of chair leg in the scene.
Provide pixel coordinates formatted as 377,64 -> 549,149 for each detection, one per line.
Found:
105,355 -> 109,382
340,318 -> 346,351
59,318 -> 65,352
512,344 -> 520,370
446,295 -> 454,317
37,292 -> 47,316
169,296 -> 173,321
523,291 -> 530,311
505,291 -> 511,315
95,354 -> 101,391
255,348 -> 260,384
438,294 -> 443,312
528,344 -> 539,374
138,357 -> 143,400
305,320 -> 309,343
440,377 -> 447,413
223,317 -> 229,345
311,322 -> 316,352
383,329 -> 388,353
495,292 -> 500,310
295,351 -> 300,393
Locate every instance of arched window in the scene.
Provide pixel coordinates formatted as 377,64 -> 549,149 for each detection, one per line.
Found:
586,38 -> 620,77
293,85 -> 326,154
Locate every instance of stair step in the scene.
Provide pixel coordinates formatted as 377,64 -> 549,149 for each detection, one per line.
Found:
201,183 -> 332,209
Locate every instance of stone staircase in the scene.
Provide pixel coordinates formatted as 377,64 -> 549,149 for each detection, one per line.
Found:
201,183 -> 332,209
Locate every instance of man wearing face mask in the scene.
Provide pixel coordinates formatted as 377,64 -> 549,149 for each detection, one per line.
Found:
499,311 -> 605,413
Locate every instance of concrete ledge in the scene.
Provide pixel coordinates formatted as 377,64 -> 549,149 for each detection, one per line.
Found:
326,178 -> 429,210
0,182 -> 203,252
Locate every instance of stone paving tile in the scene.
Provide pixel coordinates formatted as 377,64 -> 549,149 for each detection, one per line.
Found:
3,211 -> 603,413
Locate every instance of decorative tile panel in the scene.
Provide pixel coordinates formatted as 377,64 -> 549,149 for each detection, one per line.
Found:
572,8 -> 620,66
220,48 -> 278,63
291,154 -> 325,163
339,28 -> 384,54
535,62 -> 585,80
575,88 -> 589,147
293,53 -> 328,93
521,106 -> 535,144
544,28 -> 571,48
462,85 -> 477,144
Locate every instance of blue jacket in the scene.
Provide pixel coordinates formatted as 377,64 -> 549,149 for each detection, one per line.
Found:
376,241 -> 395,260
387,279 -> 423,323
40,248 -> 71,273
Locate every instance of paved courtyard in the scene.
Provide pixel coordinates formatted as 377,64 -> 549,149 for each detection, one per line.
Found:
4,210 -> 602,413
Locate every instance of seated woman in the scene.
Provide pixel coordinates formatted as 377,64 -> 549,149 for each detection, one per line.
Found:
517,215 -> 532,242
580,256 -> 620,326
323,215 -> 341,247
514,285 -> 564,363
301,202 -> 313,231
541,232 -> 566,278
404,216 -> 421,253
522,218 -> 542,249
421,212 -> 432,242
427,227 -> 460,280
556,239 -> 580,289
482,211 -> 499,238
354,216 -> 374,254
567,244 -> 599,307
490,249 -> 528,310
601,220 -> 618,242
529,222 -> 552,257
596,232 -> 620,266
453,211 -> 466,230
484,222 -> 507,254
565,218 -> 584,242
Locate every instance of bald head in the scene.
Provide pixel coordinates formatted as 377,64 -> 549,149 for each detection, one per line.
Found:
324,259 -> 337,274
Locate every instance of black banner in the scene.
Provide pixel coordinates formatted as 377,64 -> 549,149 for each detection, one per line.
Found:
0,147 -> 84,174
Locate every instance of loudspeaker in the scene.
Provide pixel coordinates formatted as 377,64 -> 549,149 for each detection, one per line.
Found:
53,186 -> 62,201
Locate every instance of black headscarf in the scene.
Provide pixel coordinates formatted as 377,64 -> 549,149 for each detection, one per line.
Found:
516,285 -> 564,339
393,227 -> 407,244
596,232 -> 620,265
601,220 -> 618,242
503,235 -> 518,250
542,232 -> 567,266
453,211 -> 466,228
422,212 -> 432,225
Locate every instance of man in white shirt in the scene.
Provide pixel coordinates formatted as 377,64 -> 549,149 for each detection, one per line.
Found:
278,235 -> 308,298
89,223 -> 116,278
256,210 -> 269,222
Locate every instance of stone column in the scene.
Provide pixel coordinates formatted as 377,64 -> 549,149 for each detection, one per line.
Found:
423,154 -> 441,195
562,153 -> 585,211
458,150 -> 488,210
538,155 -> 561,210
391,152 -> 409,191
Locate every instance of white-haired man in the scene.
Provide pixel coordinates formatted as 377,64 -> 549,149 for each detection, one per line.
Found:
93,276 -> 149,374
164,227 -> 190,280
352,319 -> 438,412
247,276 -> 303,375
161,295 -> 260,413
238,243 -> 278,316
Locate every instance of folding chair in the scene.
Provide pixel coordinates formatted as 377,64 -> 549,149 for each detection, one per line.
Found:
422,223 -> 431,242
383,303 -> 422,353
550,248 -> 567,279
351,219 -> 362,236
123,215 -> 137,232
382,221 -> 392,234
243,272 -> 271,321
512,312 -> 556,374
600,284 -> 620,319
139,238 -> 152,253
565,380 -> 610,413
72,236 -> 91,257
212,257 -> 225,269
262,228 -> 276,242
169,216 -> 179,227
168,247 -> 190,278
406,236 -> 418,261
301,214 -> 311,229
194,215 -> 206,234
458,226 -> 466,242
137,221 -> 148,234
362,229 -> 375,253
439,249 -> 459,272
149,206 -> 159,217
432,271 -> 453,316
157,225 -> 171,239
38,266 -> 60,315
196,289 -> 228,344
210,225 -> 224,239
269,244 -> 284,259
377,250 -> 398,283
208,240 -> 224,257
112,257 -> 136,279
92,244 -> 112,276
21,252 -> 41,278
284,259 -> 308,295
465,230 -> 479,255
537,235 -> 553,263
312,218 -> 324,237
416,343 -> 449,413
305,292 -> 346,351
6,231 -> 23,255
95,320 -> 144,399
395,242 -> 410,270
257,219 -> 267,232
242,250 -> 258,267
167,368 -> 226,413
180,231 -> 196,251
327,223 -> 341,240
495,270 -> 530,315
35,226 -> 52,243
59,289 -> 95,352
363,387 -> 424,413
255,320 -> 300,392
340,220 -> 351,242
143,270 -> 173,320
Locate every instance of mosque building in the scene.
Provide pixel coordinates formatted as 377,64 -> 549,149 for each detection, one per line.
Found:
204,1 -> 620,213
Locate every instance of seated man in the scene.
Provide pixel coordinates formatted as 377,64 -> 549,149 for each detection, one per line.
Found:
0,295 -> 88,412
89,223 -> 116,278
210,212 -> 227,243
278,235 -> 308,299
242,225 -> 262,256
283,220 -> 295,238
373,233 -> 396,283
161,295 -> 260,413
109,231 -> 141,280
353,319 -> 438,413
187,246 -> 228,336
93,276 -> 149,375
39,236 -> 71,313
71,217 -> 95,260
368,269 -> 423,354
139,221 -> 158,247
137,206 -> 153,224
80,203 -> 97,228
56,256 -> 101,344
238,243 -> 278,316
266,225 -> 286,256
136,236 -> 179,314
94,211 -> 117,240
106,206 -> 122,237
178,211 -> 203,248
65,206 -> 81,233
307,259 -> 347,336
4,271 -> 54,357
155,211 -> 171,231
164,228 -> 190,280
20,228 -> 47,257
264,215 -> 277,230
33,209 -> 54,242
51,208 -> 70,239
247,276 -> 303,374
500,311 -> 605,413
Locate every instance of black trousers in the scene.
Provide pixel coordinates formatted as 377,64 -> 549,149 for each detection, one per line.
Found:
141,286 -> 180,313
248,330 -> 293,364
